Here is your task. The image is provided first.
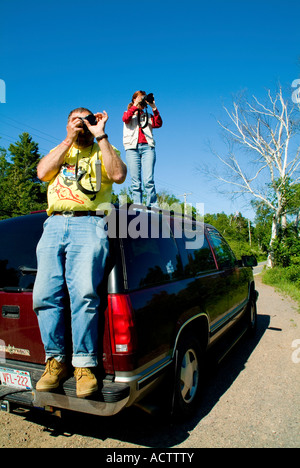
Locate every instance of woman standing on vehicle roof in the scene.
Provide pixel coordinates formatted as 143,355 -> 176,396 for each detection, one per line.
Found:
122,91 -> 162,207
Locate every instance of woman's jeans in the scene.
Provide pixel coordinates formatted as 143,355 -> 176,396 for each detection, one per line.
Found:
32,215 -> 109,368
126,144 -> 157,206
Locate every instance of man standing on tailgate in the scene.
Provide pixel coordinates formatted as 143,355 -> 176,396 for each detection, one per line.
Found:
33,108 -> 127,398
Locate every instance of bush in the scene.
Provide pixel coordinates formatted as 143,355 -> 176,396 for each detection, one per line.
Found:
262,265 -> 300,308
227,239 -> 265,261
272,228 -> 300,267
284,264 -> 300,289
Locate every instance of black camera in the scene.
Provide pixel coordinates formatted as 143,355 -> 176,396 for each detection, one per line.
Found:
80,114 -> 97,133
84,114 -> 97,125
141,93 -> 154,106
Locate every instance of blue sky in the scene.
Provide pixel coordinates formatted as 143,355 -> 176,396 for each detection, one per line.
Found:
0,0 -> 299,220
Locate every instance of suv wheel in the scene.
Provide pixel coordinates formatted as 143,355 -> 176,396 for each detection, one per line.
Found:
248,294 -> 257,335
171,335 -> 203,419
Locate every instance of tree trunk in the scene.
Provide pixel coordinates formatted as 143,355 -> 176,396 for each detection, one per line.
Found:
267,204 -> 282,268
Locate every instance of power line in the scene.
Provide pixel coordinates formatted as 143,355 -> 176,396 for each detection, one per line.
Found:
0,115 -> 60,144
0,132 -> 17,143
0,132 -> 51,154
155,176 -> 208,204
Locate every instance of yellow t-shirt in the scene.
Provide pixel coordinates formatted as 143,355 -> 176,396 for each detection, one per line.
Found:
46,143 -> 119,215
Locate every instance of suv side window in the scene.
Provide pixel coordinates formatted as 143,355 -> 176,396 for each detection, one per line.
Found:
207,227 -> 236,269
176,230 -> 217,277
122,215 -> 181,290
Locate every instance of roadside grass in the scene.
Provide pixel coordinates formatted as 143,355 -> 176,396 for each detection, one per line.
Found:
262,267 -> 300,311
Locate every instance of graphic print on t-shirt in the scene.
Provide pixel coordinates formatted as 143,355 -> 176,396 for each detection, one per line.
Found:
49,163 -> 86,204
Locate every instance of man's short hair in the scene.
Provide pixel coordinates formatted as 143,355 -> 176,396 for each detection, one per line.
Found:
68,107 -> 93,121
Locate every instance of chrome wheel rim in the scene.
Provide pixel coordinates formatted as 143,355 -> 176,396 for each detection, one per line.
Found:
180,348 -> 199,404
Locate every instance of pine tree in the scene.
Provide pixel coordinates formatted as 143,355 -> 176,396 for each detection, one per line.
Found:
0,133 -> 47,219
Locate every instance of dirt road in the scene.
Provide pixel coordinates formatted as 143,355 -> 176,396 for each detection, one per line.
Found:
0,276 -> 299,448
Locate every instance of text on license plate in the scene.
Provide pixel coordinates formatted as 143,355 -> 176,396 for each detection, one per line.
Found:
0,367 -> 32,390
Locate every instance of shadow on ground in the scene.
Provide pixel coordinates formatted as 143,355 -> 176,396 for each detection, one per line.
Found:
13,314 -> 270,448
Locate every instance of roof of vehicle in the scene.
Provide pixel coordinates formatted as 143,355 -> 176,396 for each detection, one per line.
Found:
0,204 -> 217,231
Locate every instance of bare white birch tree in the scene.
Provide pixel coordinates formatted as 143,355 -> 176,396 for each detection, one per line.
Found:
206,86 -> 300,267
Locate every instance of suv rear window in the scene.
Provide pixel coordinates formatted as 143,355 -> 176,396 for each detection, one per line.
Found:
122,214 -> 181,290
0,213 -> 46,290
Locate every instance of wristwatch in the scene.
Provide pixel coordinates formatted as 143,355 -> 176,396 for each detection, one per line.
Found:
96,133 -> 108,142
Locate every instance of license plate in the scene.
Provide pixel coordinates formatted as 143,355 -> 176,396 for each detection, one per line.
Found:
0,367 -> 32,390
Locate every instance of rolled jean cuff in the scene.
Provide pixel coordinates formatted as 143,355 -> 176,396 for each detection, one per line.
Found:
72,354 -> 98,368
45,354 -> 66,364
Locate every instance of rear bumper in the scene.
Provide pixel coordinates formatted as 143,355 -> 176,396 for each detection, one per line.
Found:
0,359 -> 130,417
33,390 -> 129,416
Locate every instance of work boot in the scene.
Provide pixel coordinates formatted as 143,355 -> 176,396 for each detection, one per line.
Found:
74,367 -> 98,398
36,358 -> 68,392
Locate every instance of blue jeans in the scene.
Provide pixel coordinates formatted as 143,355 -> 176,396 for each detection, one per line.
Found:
32,215 -> 109,368
126,144 -> 157,206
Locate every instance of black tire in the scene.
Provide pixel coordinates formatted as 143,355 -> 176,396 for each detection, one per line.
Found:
171,334 -> 203,420
247,293 -> 257,336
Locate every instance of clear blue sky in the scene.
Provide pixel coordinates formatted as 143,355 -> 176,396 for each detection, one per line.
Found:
0,0 -> 299,220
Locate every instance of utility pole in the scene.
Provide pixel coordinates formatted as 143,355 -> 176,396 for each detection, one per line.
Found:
179,192 -> 192,215
248,219 -> 252,246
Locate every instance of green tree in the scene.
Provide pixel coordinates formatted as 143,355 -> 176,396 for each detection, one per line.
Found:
0,133 -> 47,219
286,183 -> 300,230
205,211 -> 263,259
0,145 -> 12,217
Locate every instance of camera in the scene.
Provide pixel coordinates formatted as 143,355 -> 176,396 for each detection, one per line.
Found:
80,114 -> 97,132
84,114 -> 97,125
141,93 -> 154,106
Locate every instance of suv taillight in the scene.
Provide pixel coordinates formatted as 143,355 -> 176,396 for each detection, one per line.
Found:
108,294 -> 137,360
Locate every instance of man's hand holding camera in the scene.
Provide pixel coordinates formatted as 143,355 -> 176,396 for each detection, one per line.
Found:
66,111 -> 108,145
37,109 -> 126,184
65,115 -> 85,145
84,111 -> 109,140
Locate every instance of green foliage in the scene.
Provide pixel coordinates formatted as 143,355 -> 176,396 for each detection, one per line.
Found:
204,212 -> 264,260
272,229 -> 300,267
0,134 -> 47,219
262,221 -> 300,307
251,200 -> 273,254
262,265 -> 300,308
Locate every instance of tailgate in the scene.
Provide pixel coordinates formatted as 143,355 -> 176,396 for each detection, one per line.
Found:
0,213 -> 47,366
0,291 -> 45,364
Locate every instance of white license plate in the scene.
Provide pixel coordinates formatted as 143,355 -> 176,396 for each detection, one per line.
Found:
0,367 -> 32,390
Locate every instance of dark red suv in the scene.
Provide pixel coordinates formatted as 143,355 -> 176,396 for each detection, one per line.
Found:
0,205 -> 258,419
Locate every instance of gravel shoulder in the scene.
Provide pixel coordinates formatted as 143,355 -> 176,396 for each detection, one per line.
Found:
0,275 -> 299,448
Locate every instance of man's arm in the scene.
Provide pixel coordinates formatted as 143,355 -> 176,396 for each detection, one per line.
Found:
86,111 -> 127,184
97,137 -> 127,184
37,142 -> 70,182
37,117 -> 82,181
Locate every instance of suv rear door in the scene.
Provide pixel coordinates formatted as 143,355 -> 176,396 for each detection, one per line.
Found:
206,226 -> 249,332
0,213 -> 46,364
172,219 -> 231,330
